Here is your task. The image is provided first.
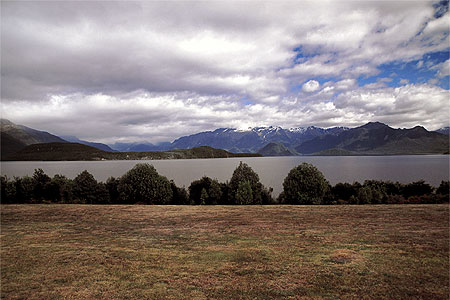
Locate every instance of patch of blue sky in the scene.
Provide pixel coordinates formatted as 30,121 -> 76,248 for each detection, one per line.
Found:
357,50 -> 449,89
240,95 -> 253,105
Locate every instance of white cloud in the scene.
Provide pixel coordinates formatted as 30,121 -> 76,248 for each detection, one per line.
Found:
437,59 -> 450,77
302,80 -> 320,93
399,79 -> 409,85
1,1 -> 449,142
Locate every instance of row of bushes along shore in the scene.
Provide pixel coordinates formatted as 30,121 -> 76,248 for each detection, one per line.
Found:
1,162 -> 449,205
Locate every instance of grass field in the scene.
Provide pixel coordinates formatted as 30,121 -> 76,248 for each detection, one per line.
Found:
1,204 -> 449,299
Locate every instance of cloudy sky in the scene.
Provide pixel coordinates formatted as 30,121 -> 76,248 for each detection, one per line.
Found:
1,1 -> 449,144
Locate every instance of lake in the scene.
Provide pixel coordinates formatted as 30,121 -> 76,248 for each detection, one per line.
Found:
1,155 -> 449,196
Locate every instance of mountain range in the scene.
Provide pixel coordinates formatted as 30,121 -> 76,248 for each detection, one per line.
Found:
1,118 -> 448,159
298,122 -> 449,155
1,119 -> 66,159
61,136 -> 116,152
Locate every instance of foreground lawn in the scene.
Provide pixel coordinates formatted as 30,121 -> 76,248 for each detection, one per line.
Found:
1,205 -> 448,300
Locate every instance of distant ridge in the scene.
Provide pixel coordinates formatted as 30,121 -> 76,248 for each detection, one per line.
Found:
0,119 -> 67,159
257,142 -> 298,156
61,136 -> 116,152
297,122 -> 449,155
1,119 -> 66,145
435,127 -> 450,136
5,143 -> 261,161
165,126 -> 348,153
1,119 -> 448,159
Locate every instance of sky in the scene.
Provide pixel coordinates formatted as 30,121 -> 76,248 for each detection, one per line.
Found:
1,1 -> 449,144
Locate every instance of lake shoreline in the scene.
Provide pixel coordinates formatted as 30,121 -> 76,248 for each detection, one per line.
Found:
2,155 -> 449,197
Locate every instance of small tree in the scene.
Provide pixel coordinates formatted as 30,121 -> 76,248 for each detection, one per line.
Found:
188,176 -> 222,205
118,163 -> 172,204
73,170 -> 100,204
170,181 -> 189,205
46,174 -> 73,203
235,180 -> 253,205
200,188 -> 208,205
229,162 -> 263,205
13,176 -> 34,203
32,168 -> 51,201
402,180 -> 433,199
0,176 -> 8,203
332,182 -> 356,202
436,181 -> 449,195
282,163 -> 329,204
106,177 -> 120,204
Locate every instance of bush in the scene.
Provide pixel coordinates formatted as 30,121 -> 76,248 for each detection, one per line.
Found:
331,182 -> 357,203
47,174 -> 73,203
188,177 -> 222,205
0,176 -> 8,203
402,180 -> 433,198
235,180 -> 253,205
118,163 -> 172,204
282,163 -> 329,204
229,162 -> 264,205
13,176 -> 34,203
170,181 -> 189,205
32,168 -> 51,201
436,181 -> 449,196
106,177 -> 120,204
261,186 -> 275,205
73,170 -> 108,204
219,182 -> 231,205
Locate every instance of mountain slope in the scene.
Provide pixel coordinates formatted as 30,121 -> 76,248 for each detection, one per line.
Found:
109,142 -> 172,152
1,119 -> 67,145
170,126 -> 348,153
297,122 -> 449,155
257,142 -> 297,156
435,127 -> 449,135
1,119 -> 68,159
1,132 -> 27,160
5,143 -> 261,161
61,136 -> 116,152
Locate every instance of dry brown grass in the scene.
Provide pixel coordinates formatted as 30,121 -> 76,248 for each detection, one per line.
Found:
1,204 -> 449,299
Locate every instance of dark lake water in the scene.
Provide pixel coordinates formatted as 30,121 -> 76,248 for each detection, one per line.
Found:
1,156 -> 449,196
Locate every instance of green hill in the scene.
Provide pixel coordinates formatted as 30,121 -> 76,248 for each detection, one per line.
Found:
4,143 -> 262,161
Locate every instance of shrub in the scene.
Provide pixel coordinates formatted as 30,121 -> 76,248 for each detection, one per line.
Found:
261,186 -> 275,205
229,162 -> 263,205
106,177 -> 120,204
118,163 -> 172,204
282,163 -> 329,204
402,180 -> 433,198
436,181 -> 449,196
170,181 -> 189,205
219,182 -> 231,205
0,176 -> 8,203
47,174 -> 73,203
331,182 -> 356,202
13,176 -> 34,203
235,180 -> 253,205
73,170 -> 108,204
32,168 -> 51,201
188,176 -> 222,205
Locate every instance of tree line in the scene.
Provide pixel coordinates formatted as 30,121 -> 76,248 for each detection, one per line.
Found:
1,162 -> 448,205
